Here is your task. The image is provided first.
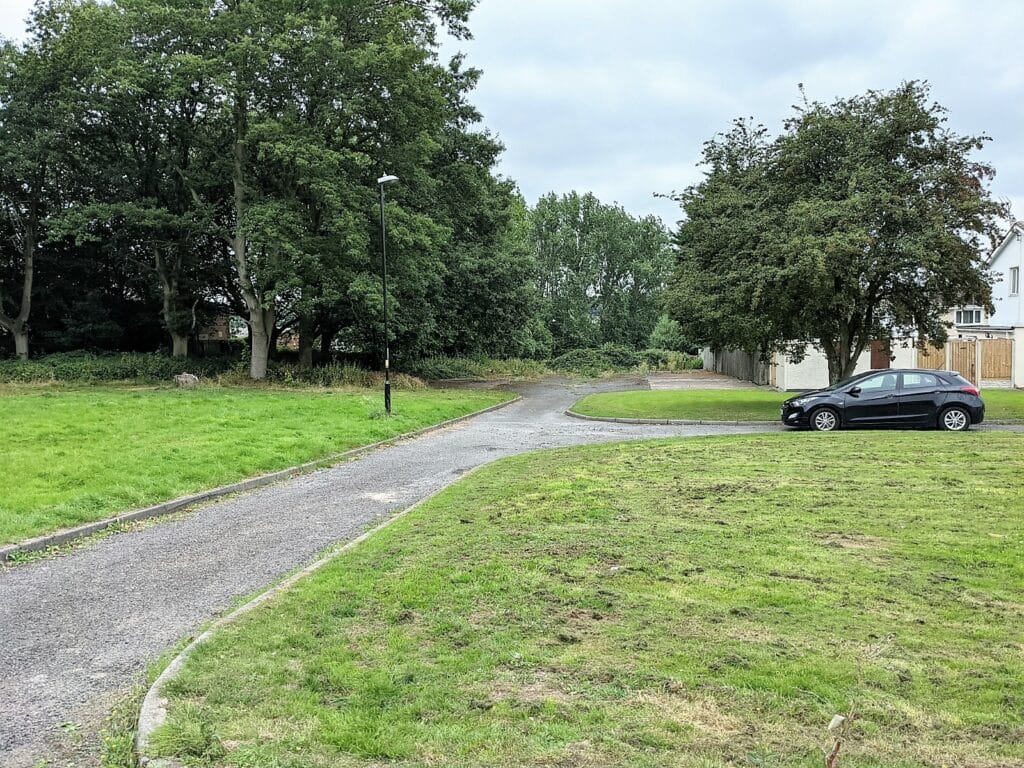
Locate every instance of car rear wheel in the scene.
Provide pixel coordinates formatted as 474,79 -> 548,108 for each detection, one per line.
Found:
810,407 -> 840,432
939,406 -> 971,432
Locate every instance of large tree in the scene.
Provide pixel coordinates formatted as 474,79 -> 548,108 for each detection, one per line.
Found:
532,192 -> 673,353
666,82 -> 1006,383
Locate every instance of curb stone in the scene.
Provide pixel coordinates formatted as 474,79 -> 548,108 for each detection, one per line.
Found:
0,395 -> 520,563
134,464 -> 488,767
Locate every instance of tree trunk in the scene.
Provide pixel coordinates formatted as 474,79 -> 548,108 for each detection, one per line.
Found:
1,209 -> 35,362
249,307 -> 274,380
13,328 -> 28,360
320,327 -> 336,358
823,331 -> 868,385
171,333 -> 189,358
298,315 -> 314,368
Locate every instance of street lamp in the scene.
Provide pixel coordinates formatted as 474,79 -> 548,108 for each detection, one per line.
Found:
377,174 -> 399,415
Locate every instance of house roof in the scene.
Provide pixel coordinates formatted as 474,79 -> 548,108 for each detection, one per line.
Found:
988,221 -> 1024,266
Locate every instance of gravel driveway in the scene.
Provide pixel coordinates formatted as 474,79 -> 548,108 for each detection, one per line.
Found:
0,377 -> 838,764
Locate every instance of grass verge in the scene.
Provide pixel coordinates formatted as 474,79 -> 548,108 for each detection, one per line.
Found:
0,385 -> 511,545
572,387 -> 1024,422
148,432 -> 1024,768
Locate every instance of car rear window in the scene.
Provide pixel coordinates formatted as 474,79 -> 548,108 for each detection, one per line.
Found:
949,374 -> 974,388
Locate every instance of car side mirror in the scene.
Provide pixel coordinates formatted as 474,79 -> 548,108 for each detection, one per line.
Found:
847,386 -> 861,396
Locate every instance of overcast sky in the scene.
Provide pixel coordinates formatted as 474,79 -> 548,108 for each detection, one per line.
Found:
3,0 -> 1023,228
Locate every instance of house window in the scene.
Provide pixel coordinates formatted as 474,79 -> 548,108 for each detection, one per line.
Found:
1011,267 -> 1020,296
955,308 -> 983,326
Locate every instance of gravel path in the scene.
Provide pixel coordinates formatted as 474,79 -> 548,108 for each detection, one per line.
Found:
3,377 -> 1017,765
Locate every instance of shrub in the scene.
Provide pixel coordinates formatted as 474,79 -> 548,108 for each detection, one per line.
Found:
0,352 -> 238,383
401,356 -> 548,381
648,315 -> 698,354
214,362 -> 426,390
550,347 -> 702,376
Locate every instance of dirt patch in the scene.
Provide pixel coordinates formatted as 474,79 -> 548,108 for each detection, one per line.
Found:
819,533 -> 889,551
481,670 -> 575,707
634,691 -> 746,741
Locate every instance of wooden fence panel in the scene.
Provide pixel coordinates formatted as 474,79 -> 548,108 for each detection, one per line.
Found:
981,339 -> 1013,379
916,344 -> 946,370
949,340 -> 978,384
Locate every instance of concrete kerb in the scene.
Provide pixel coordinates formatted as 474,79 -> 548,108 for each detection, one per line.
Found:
135,463 -> 489,767
0,395 -> 521,563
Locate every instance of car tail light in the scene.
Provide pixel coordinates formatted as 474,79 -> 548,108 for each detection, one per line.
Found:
960,386 -> 980,396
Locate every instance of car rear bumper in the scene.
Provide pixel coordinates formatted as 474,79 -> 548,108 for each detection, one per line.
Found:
971,404 -> 985,425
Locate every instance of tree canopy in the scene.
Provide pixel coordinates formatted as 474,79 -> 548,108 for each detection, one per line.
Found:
665,82 -> 1006,383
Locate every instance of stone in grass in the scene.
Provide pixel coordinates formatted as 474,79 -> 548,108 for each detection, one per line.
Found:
174,373 -> 200,389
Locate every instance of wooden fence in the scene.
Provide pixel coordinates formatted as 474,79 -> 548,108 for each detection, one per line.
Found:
704,348 -> 770,385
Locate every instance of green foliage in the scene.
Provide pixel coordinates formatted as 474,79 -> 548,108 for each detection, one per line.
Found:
0,352 -> 237,383
147,433 -> 1024,767
549,345 -> 701,377
401,356 -> 549,381
532,192 -> 673,354
666,82 -> 1006,383
647,315 -> 696,354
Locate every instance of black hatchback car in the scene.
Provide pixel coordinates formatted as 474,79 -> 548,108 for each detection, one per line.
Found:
781,369 -> 985,431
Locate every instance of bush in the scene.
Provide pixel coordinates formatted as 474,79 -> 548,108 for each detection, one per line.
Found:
401,356 -> 549,381
257,362 -> 425,390
550,346 -> 702,376
648,315 -> 698,354
0,352 -> 239,383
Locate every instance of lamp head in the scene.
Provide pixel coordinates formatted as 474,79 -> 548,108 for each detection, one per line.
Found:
377,174 -> 399,185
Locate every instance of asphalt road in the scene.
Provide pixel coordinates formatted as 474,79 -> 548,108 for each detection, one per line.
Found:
0,378 -> 779,766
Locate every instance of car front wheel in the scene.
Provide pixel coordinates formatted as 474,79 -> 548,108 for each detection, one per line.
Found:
810,407 -> 840,432
939,406 -> 971,432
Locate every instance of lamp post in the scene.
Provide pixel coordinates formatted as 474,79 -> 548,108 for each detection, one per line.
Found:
377,174 -> 399,415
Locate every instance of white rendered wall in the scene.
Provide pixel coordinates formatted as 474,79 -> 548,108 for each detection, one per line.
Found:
891,341 -> 917,368
988,233 -> 1024,328
777,345 -> 874,390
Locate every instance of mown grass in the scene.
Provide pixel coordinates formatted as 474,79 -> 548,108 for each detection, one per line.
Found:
573,389 -> 790,421
150,433 -> 1024,768
0,385 -> 510,545
573,387 -> 1024,422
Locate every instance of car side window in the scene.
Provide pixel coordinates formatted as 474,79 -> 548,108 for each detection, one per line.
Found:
902,372 -> 938,390
857,373 -> 897,393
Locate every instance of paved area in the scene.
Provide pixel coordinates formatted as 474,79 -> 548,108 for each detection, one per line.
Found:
0,378 -> 778,766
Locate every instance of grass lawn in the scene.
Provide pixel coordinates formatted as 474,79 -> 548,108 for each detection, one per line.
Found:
0,386 -> 510,545
148,433 -> 1024,768
572,387 -> 1024,422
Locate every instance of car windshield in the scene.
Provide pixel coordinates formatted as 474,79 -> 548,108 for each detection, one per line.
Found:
823,374 -> 869,391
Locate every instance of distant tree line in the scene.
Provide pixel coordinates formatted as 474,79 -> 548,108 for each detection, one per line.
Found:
0,0 -> 675,378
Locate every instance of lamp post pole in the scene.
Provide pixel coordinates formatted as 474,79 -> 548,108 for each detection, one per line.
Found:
377,174 -> 398,415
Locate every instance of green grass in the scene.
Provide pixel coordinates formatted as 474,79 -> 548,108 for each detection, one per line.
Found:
979,389 -> 1024,420
149,433 -> 1024,768
572,387 -> 1024,422
573,389 -> 789,421
0,385 -> 511,545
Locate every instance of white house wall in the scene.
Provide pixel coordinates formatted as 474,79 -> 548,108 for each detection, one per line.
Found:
988,229 -> 1024,327
775,345 -> 874,390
